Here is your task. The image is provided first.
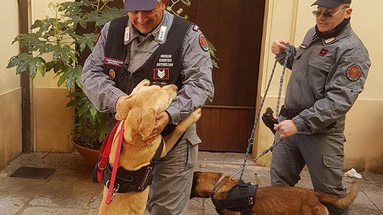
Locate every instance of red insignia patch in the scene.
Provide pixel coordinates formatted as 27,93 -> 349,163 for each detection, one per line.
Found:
153,68 -> 170,80
199,35 -> 209,52
109,69 -> 116,79
346,65 -> 361,82
319,48 -> 328,56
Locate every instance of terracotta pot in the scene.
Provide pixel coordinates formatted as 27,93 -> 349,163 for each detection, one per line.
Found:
72,140 -> 100,167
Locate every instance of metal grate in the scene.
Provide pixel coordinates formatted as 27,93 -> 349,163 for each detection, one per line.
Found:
9,167 -> 55,180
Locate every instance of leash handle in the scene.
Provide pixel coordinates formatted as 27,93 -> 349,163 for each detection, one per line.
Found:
106,121 -> 125,205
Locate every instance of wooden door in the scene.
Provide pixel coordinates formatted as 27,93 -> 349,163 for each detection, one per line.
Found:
180,0 -> 266,152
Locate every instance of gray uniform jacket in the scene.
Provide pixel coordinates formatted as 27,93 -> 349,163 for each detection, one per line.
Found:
82,10 -> 214,144
277,24 -> 370,134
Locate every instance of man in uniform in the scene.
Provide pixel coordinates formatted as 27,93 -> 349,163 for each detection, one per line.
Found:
81,0 -> 214,214
270,0 -> 370,214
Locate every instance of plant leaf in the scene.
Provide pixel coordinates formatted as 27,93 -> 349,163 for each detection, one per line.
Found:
73,33 -> 97,52
7,53 -> 46,78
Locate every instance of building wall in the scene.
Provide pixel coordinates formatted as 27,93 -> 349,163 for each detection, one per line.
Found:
0,1 -> 23,168
30,0 -> 73,152
255,0 -> 383,173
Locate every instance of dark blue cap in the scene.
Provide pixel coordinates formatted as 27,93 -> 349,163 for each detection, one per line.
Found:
124,0 -> 158,13
312,0 -> 351,8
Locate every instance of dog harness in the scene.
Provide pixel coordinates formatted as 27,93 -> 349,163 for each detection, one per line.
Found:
92,121 -> 164,204
211,180 -> 257,215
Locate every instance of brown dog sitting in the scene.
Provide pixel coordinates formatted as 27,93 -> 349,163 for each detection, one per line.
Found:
191,171 -> 359,215
97,80 -> 201,215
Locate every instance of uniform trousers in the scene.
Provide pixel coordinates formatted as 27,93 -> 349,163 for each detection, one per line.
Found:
147,136 -> 198,215
270,129 -> 349,215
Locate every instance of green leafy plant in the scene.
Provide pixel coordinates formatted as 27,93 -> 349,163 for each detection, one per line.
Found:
7,0 -> 125,150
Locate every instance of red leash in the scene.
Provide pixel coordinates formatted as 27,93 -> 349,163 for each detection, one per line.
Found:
92,120 -> 125,204
105,121 -> 125,204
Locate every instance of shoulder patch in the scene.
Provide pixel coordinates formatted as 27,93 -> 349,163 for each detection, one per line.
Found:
346,65 -> 362,82
192,25 -> 200,32
199,34 -> 209,52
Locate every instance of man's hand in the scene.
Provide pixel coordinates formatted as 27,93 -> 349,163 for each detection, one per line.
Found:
274,120 -> 298,139
145,111 -> 170,142
271,39 -> 289,55
116,95 -> 130,112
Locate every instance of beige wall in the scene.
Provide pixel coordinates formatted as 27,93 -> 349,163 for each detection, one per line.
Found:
0,1 -> 23,168
255,0 -> 383,173
30,0 -> 73,152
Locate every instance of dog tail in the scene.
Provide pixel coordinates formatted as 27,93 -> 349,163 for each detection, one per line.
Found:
318,183 -> 359,208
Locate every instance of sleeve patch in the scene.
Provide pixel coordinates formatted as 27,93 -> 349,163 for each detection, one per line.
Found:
346,65 -> 362,82
199,35 -> 209,52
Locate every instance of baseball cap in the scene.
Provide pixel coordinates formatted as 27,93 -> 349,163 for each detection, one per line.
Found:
311,0 -> 351,9
124,0 -> 158,13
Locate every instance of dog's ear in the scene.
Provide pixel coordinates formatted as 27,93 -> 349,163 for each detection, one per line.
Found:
115,94 -> 136,120
138,108 -> 156,141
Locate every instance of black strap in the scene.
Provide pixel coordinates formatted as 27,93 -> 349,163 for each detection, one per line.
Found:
102,140 -> 164,193
211,180 -> 257,215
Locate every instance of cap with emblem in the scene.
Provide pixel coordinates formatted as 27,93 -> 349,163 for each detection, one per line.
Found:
124,0 -> 158,13
311,0 -> 351,9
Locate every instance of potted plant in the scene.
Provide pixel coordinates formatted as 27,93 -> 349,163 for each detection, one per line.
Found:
7,0 -> 218,166
7,0 -> 125,166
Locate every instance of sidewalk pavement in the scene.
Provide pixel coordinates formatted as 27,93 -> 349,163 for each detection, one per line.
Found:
0,151 -> 382,215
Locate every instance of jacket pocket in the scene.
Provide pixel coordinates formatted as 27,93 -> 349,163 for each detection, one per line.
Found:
323,154 -> 343,169
308,47 -> 335,72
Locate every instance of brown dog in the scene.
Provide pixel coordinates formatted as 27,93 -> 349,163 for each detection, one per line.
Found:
98,80 -> 201,215
191,171 -> 359,215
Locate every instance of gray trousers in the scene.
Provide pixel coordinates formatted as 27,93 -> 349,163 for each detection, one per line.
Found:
147,137 -> 198,215
270,132 -> 349,215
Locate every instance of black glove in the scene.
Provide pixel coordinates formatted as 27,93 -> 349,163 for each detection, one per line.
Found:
262,107 -> 278,134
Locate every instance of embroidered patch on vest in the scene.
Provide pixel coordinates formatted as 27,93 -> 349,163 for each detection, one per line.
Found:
109,69 -> 116,79
103,57 -> 124,68
319,48 -> 329,56
156,54 -> 174,67
199,35 -> 209,52
346,65 -> 362,82
153,68 -> 170,80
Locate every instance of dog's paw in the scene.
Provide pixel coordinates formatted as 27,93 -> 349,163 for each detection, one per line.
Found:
132,79 -> 150,94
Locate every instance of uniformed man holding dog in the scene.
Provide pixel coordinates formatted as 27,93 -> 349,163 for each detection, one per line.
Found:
82,0 -> 214,214
271,0 -> 370,214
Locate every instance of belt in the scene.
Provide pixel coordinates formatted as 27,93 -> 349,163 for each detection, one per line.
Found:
280,106 -> 337,129
280,106 -> 301,120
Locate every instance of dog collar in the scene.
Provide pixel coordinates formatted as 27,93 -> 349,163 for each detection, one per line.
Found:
209,174 -> 226,198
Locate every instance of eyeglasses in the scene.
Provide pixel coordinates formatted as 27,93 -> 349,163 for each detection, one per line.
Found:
312,7 -> 348,18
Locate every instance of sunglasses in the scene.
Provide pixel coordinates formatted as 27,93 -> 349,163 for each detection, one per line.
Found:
312,6 -> 349,18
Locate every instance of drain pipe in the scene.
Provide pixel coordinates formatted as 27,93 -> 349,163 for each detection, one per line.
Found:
18,0 -> 32,152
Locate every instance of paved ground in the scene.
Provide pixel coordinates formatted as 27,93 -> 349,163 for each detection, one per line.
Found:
0,152 -> 382,215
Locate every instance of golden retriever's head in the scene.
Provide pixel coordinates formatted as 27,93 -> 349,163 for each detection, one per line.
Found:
115,80 -> 177,144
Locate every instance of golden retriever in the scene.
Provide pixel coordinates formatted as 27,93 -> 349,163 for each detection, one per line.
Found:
98,80 -> 201,215
191,171 -> 359,215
